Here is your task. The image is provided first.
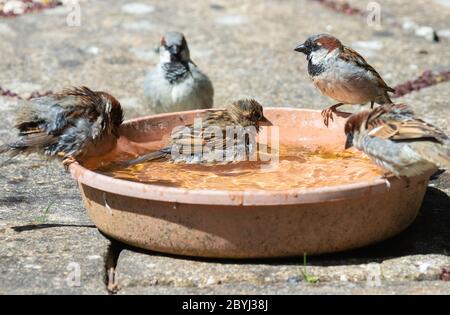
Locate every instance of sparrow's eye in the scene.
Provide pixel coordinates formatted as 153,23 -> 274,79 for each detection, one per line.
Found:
253,112 -> 263,121
311,43 -> 322,51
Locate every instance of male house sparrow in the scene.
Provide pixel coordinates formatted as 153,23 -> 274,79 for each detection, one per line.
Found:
0,87 -> 123,168
294,34 -> 395,126
122,99 -> 271,166
144,31 -> 214,113
344,103 -> 450,178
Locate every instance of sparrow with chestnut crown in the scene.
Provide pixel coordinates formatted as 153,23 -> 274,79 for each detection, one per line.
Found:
295,34 -> 395,126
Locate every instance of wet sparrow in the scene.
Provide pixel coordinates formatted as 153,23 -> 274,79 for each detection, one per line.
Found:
294,34 -> 395,126
122,99 -> 271,166
344,104 -> 450,177
144,31 -> 214,113
0,87 -> 123,168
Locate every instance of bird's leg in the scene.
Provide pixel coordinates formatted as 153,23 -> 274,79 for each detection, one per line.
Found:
321,103 -> 344,127
370,101 -> 374,109
382,172 -> 410,189
62,156 -> 77,171
381,172 -> 392,190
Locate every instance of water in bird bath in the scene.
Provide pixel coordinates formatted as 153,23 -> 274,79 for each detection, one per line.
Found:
95,144 -> 383,191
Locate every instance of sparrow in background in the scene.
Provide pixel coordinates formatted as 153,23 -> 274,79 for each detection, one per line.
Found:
121,99 -> 271,166
344,103 -> 450,178
294,34 -> 395,126
0,87 -> 123,168
144,31 -> 214,113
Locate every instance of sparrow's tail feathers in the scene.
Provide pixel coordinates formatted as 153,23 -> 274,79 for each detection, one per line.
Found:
0,142 -> 25,156
0,143 -> 23,167
386,86 -> 396,93
0,144 -> 9,155
421,146 -> 450,170
378,90 -> 394,105
121,149 -> 169,167
1,132 -> 56,158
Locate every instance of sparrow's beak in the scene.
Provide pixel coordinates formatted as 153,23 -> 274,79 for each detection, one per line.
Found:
169,45 -> 181,55
294,43 -> 308,54
257,116 -> 273,127
344,134 -> 354,149
169,45 -> 182,62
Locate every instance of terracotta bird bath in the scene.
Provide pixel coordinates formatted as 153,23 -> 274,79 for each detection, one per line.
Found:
69,108 -> 430,258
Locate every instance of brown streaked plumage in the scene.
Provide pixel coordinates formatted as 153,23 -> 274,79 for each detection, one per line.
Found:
0,86 -> 123,168
121,99 -> 272,166
295,34 -> 395,127
344,104 -> 450,177
340,47 -> 394,95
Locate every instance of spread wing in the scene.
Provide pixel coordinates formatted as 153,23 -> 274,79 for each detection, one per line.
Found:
367,104 -> 448,143
16,87 -> 102,136
9,87 -> 103,157
167,109 -> 235,152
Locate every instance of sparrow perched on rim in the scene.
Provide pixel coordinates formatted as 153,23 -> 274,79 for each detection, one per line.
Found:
344,103 -> 450,178
294,34 -> 395,126
144,31 -> 214,113
121,99 -> 271,166
0,87 -> 123,168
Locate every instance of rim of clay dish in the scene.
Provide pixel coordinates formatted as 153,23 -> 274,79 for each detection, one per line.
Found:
70,108 -> 403,206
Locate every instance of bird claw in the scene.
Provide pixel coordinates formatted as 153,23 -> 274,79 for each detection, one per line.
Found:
381,173 -> 392,190
321,108 -> 335,127
321,104 -> 351,127
62,156 -> 77,171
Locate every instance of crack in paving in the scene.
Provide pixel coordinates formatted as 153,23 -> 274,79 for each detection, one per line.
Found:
104,239 -> 124,294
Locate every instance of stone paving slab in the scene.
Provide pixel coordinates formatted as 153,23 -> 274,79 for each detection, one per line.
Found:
346,0 -> 450,31
118,280 -> 450,295
0,221 -> 109,294
116,250 -> 450,293
0,0 -> 449,115
396,82 -> 450,134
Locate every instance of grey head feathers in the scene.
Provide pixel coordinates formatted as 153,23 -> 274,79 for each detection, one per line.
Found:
160,31 -> 192,84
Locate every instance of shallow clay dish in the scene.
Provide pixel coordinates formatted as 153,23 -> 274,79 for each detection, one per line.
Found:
70,108 -> 431,258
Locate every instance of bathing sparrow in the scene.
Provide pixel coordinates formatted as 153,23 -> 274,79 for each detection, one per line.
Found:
0,87 -> 123,168
344,103 -> 449,177
122,99 -> 271,166
144,31 -> 214,113
295,34 -> 395,126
